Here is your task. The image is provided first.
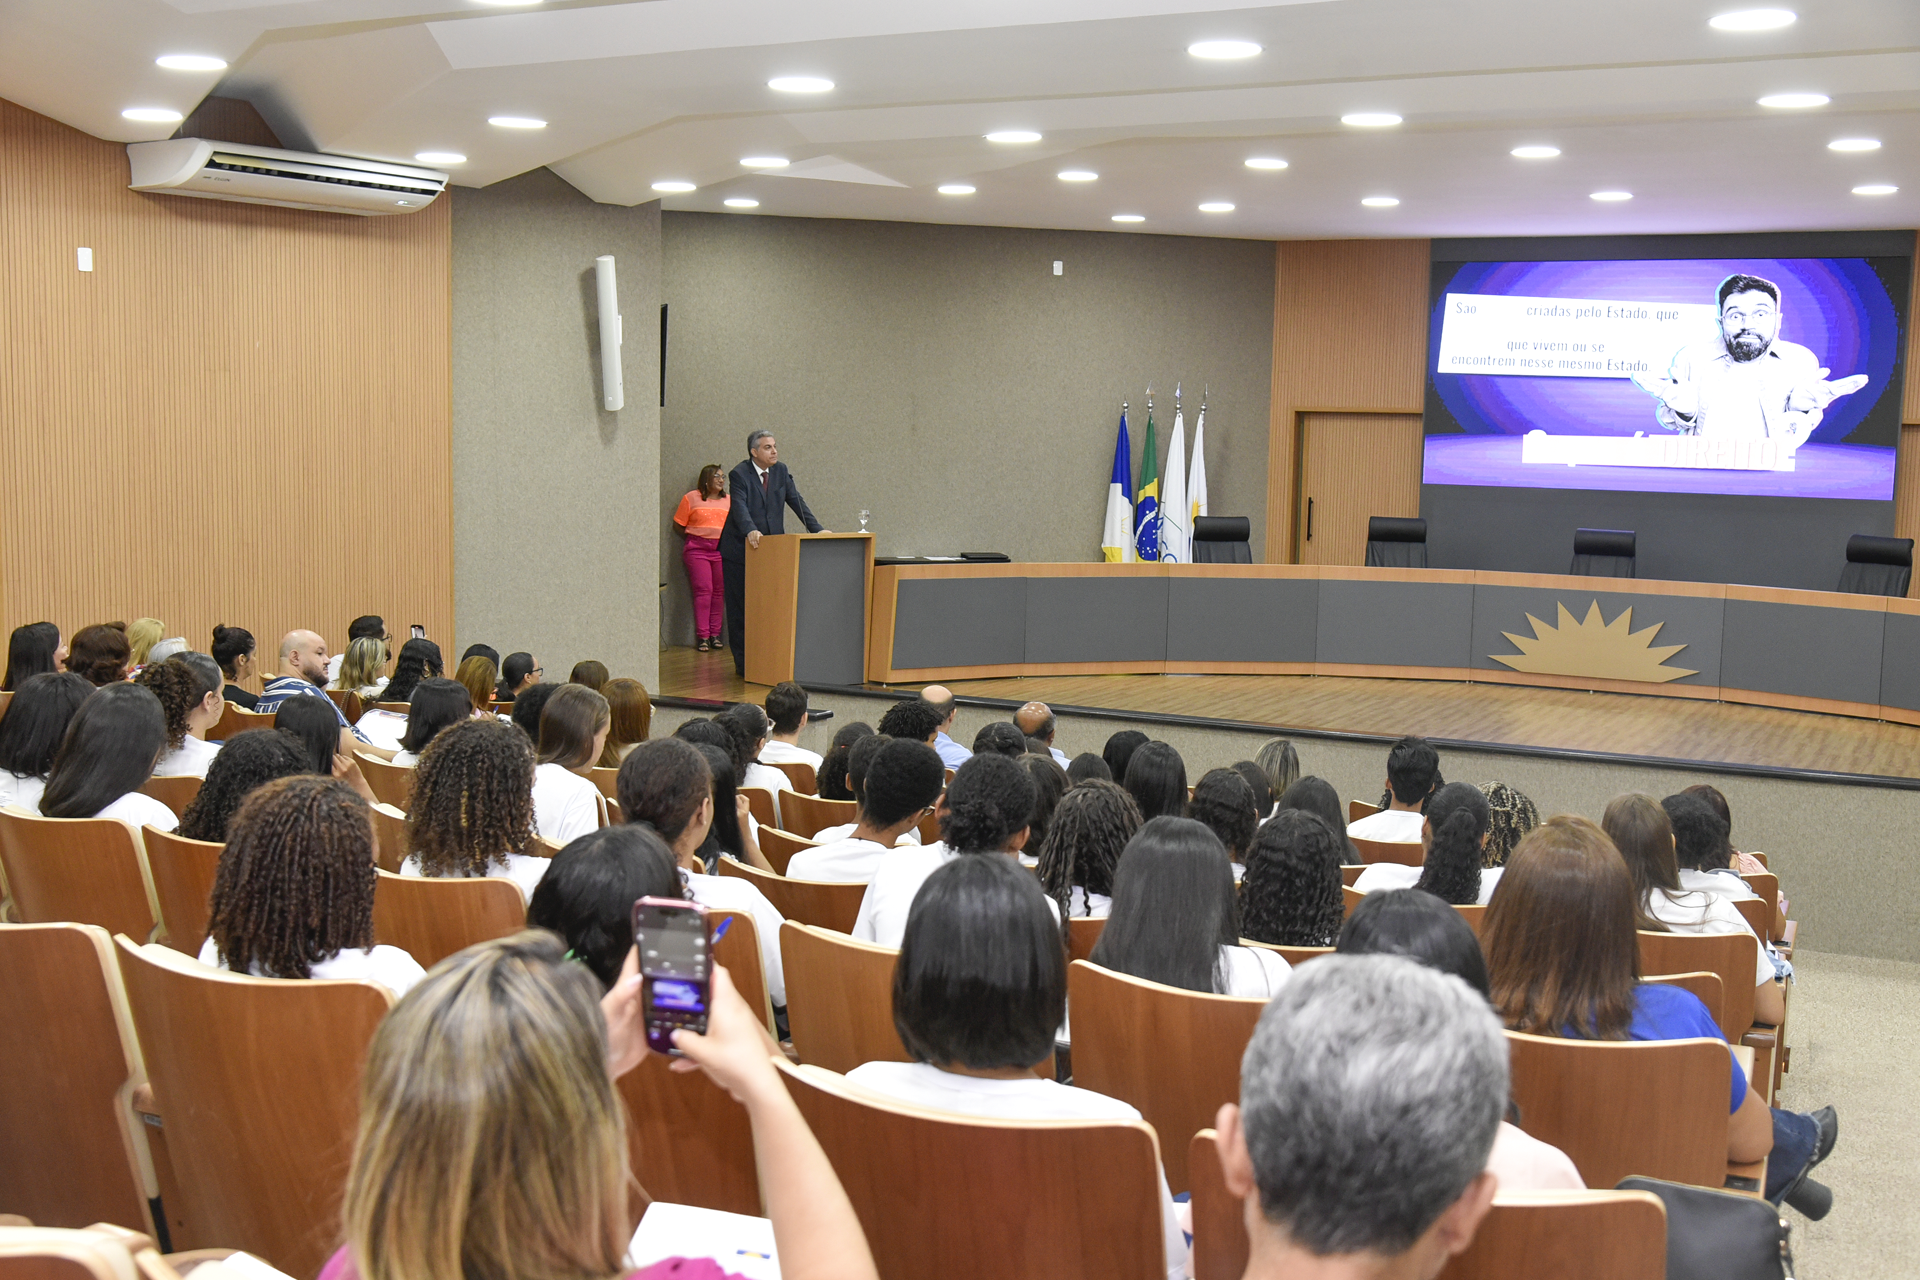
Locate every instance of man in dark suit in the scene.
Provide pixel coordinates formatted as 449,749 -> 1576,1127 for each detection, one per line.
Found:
720,430 -> 826,675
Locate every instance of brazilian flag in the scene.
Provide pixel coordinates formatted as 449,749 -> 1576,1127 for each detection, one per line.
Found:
1134,405 -> 1160,561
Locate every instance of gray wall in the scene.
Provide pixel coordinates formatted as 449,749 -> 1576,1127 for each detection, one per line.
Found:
452,171 -> 662,689
658,212 -> 1275,647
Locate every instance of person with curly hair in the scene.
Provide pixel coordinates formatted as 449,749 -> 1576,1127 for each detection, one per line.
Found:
815,721 -> 873,801
1188,767 -> 1258,873
1276,775 -> 1360,863
1017,752 -> 1069,854
399,716 -> 546,901
3,621 -> 64,691
509,681 -> 557,745
177,729 -> 314,843
970,721 -> 1027,759
64,622 -> 132,687
0,671 -> 91,812
199,774 -> 425,995
1241,809 -> 1346,948
1353,782 -> 1492,905
141,654 -> 226,777
876,698 -> 943,748
789,739 -> 944,882
380,637 -> 444,706
1480,781 -> 1539,868
37,682 -> 176,831
1036,778 -> 1139,920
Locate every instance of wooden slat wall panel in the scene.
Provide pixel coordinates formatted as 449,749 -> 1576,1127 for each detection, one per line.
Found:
0,97 -> 453,668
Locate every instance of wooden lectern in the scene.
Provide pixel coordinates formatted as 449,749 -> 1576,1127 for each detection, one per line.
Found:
745,533 -> 875,687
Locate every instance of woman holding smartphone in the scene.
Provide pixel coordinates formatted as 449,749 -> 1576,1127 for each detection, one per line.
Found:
673,463 -> 731,652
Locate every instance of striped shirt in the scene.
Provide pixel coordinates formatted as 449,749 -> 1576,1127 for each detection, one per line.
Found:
256,675 -> 370,743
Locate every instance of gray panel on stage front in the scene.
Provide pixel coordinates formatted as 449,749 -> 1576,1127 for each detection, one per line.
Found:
1317,580 -> 1474,669
1166,578 -> 1319,663
891,577 -> 1028,670
1028,577 -> 1169,663
793,540 -> 870,686
1471,586 -> 1723,686
1879,612 -> 1920,712
1720,599 -> 1885,705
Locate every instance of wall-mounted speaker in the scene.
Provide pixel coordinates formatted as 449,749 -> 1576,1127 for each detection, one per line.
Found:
594,254 -> 623,411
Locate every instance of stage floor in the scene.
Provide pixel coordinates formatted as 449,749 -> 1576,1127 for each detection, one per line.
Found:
658,646 -> 1920,785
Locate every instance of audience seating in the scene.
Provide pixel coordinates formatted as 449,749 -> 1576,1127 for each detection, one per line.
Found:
1067,960 -> 1265,1193
780,923 -> 907,1073
353,754 -> 414,810
1239,939 -> 1332,967
1342,885 -> 1363,916
916,809 -> 941,845
755,827 -> 816,875
1571,528 -> 1636,578
1352,836 -> 1422,866
769,760 -> 817,794
323,689 -> 363,724
780,1059 -> 1167,1280
776,792 -> 855,840
1364,516 -> 1428,569
141,828 -> 223,957
0,924 -> 156,1236
1347,799 -> 1379,823
367,803 -> 408,874
739,786 -> 780,831
1453,903 -> 1486,936
1635,930 -> 1761,1043
0,810 -> 159,943
374,701 -> 409,715
718,856 -> 864,934
137,776 -> 202,819
114,937 -> 393,1277
1837,532 -> 1913,596
1340,863 -> 1365,886
207,703 -> 249,743
221,709 -> 278,736
370,869 -> 525,968
1644,970 -> 1725,1031
530,835 -> 564,858
588,767 -> 620,801
1186,1130 -> 1246,1280
708,909 -> 774,1036
617,1057 -> 759,1217
1067,916 -> 1106,964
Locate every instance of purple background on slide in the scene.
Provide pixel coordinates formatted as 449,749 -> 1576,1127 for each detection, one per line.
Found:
1422,436 -> 1892,499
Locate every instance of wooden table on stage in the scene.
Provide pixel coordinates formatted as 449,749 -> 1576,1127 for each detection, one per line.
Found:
745,533 -> 874,687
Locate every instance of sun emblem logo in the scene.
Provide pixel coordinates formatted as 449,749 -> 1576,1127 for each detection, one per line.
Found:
1490,601 -> 1697,683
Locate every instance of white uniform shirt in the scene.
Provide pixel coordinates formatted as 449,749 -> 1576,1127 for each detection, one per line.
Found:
1647,887 -> 1774,987
786,836 -> 890,883
1678,868 -> 1759,900
1346,809 -> 1425,843
1218,945 -> 1292,999
759,740 -> 823,769
1352,862 -> 1505,905
355,709 -> 409,751
153,736 -> 220,779
811,821 -> 919,847
687,870 -> 787,1005
56,791 -> 179,833
744,761 -> 790,794
854,846 -> 1055,948
532,762 -> 604,847
197,936 -> 426,997
0,773 -> 48,814
400,851 -> 551,903
1068,887 -> 1112,918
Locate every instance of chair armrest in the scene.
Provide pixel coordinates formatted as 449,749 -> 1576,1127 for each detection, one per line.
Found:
132,1082 -> 161,1122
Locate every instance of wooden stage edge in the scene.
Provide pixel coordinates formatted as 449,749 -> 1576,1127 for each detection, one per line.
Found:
657,646 -> 1920,790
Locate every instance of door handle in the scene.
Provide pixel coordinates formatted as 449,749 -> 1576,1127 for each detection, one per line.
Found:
1306,497 -> 1314,541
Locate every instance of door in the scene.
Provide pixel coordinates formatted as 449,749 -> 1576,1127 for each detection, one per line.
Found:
1294,413 -> 1423,565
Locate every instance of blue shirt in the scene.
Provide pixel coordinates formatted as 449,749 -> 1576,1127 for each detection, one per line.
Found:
932,732 -> 971,770
1628,983 -> 1747,1114
255,676 -> 370,743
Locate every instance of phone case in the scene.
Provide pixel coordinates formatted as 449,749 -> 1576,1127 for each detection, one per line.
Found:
633,897 -> 712,1056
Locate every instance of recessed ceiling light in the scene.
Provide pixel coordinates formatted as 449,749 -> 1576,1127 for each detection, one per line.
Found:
1187,40 -> 1261,59
1590,190 -> 1633,201
1112,214 -> 1145,223
1853,184 -> 1898,196
651,181 -> 696,193
1828,138 -> 1881,152
1511,145 -> 1561,159
1244,157 -> 1288,170
415,151 -> 466,165
1341,112 -> 1401,127
121,107 -> 183,123
937,183 -> 976,195
1361,195 -> 1400,207
985,130 -> 1042,144
724,198 -> 760,208
1757,92 -> 1828,109
488,115 -> 546,129
741,156 -> 789,167
1058,170 -> 1098,182
1198,201 -> 1235,213
155,54 -> 226,72
1709,8 -> 1795,30
768,76 -> 833,93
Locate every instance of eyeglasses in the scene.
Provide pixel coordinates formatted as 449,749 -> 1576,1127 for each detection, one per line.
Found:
532,667 -> 544,676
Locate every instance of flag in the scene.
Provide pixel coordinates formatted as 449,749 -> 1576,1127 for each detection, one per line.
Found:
1161,402 -> 1189,564
1134,403 -> 1160,561
1100,408 -> 1135,562
1190,402 -> 1209,531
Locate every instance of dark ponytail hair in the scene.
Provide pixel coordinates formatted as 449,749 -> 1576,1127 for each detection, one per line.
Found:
210,625 -> 255,679
1414,782 -> 1489,905
941,753 -> 1037,854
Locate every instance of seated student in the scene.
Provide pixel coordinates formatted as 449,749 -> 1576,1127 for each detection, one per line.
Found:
1603,794 -> 1785,1023
1017,751 -> 1070,857
1276,776 -> 1359,863
199,775 -> 425,996
714,701 -> 790,795
1067,752 -> 1111,784
140,654 -> 225,778
876,698 -> 943,751
808,734 -> 922,847
1101,729 -> 1149,785
1352,782 -> 1496,904
378,637 -> 443,706
688,742 -> 773,872
211,624 -> 261,709
854,753 -> 1050,948
1188,767 -> 1258,879
275,696 -> 378,805
176,729 -> 314,843
847,855 -> 1187,1279
461,642 -> 500,669
1253,737 -> 1300,804
1037,779 -> 1139,920
125,618 -> 165,676
389,678 -> 472,767
0,671 -> 91,812
532,684 -> 611,846
1091,816 -> 1291,999
526,824 -> 684,987
789,739 -> 944,882
328,932 -> 879,1280
760,681 -> 823,768
567,658 -> 609,689
494,652 -> 539,704
331,636 -> 390,701
1480,780 -> 1539,867
970,720 -> 1027,759
596,677 -> 651,767
323,615 -> 386,684
816,722 -> 873,801
3,621 -> 64,690
616,738 -> 786,1006
453,653 -> 498,714
1681,783 -> 1771,876
1231,759 -> 1275,823
37,683 -> 177,832
1216,956 -> 1506,1279
399,717 -> 549,902
1484,815 -> 1833,1209
1240,810 -> 1345,948
1121,741 -> 1187,822
65,622 -> 132,687
1347,735 -> 1441,844
1662,791 -> 1760,901
508,680 -> 558,744
1337,889 -> 1584,1191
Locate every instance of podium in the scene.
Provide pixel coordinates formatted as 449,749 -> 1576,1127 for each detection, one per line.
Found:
745,533 -> 874,687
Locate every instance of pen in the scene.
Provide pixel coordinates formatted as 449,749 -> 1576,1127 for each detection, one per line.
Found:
711,917 -> 733,944
734,1250 -> 771,1260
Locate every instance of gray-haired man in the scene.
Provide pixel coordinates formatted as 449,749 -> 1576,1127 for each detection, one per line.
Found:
720,430 -> 826,676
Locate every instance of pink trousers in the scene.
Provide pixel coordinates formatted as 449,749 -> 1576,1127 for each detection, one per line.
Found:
683,535 -> 725,637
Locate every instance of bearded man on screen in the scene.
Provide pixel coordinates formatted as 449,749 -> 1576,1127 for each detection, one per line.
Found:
1630,272 -> 1869,449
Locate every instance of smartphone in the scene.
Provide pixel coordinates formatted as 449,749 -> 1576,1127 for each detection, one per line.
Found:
632,896 -> 712,1056
410,624 -> 425,639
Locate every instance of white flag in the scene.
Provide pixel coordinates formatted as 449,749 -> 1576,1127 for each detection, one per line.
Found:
1161,404 -> 1189,564
1190,403 -> 1209,528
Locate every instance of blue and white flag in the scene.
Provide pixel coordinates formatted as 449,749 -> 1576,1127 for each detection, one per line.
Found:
1101,408 -> 1135,562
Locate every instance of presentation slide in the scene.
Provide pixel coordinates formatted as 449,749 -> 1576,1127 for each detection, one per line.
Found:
1423,256 -> 1907,500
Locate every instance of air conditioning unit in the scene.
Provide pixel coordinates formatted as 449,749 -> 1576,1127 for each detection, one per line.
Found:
126,139 -> 448,216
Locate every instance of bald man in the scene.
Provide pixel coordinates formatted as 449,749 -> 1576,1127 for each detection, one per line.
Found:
1014,701 -> 1070,768
921,684 -> 971,770
255,628 -> 382,751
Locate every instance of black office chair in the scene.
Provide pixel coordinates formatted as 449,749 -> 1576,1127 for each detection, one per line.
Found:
1837,534 -> 1913,597
1192,516 -> 1252,564
1364,517 -> 1428,568
1571,528 -> 1636,578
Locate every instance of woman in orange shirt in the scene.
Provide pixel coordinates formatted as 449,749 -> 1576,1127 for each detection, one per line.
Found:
674,464 -> 732,651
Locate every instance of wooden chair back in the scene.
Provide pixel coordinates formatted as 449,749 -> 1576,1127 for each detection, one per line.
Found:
113,937 -> 393,1276
1240,939 -> 1333,967
739,785 -> 780,831
1439,1191 -> 1668,1279
719,856 -> 864,934
1637,930 -> 1759,1041
0,924 -> 154,1235
1740,871 -> 1783,937
374,701 -> 410,715
1067,960 -> 1265,1193
1340,863 -> 1366,886
138,774 -> 203,818
708,908 -> 775,1036
1348,799 -> 1380,823
223,707 -> 279,736
1352,836 -> 1422,866
0,809 -> 158,942
355,753 -> 415,810
1730,897 -> 1771,945
371,869 -> 526,968
1187,1130 -> 1246,1280
1067,916 -> 1107,964
777,791 -> 856,839
617,1056 -> 758,1216
1643,970 -> 1725,1031
757,826 -> 817,875
208,701 -> 250,742
917,809 -> 942,845
770,759 -> 817,794
142,827 -> 223,956
588,766 -> 621,801
781,1060 -> 1167,1280
780,922 -> 907,1073
1453,903 -> 1486,937
1342,884 -> 1363,916
368,802 -> 409,874
324,689 -> 364,723
1505,1030 -> 1729,1190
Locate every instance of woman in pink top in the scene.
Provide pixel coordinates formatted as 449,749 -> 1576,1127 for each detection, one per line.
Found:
674,465 -> 732,652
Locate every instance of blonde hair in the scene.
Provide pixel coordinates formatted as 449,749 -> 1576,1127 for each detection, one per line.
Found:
126,618 -> 165,668
343,932 -> 630,1280
335,636 -> 389,693
453,654 -> 497,712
